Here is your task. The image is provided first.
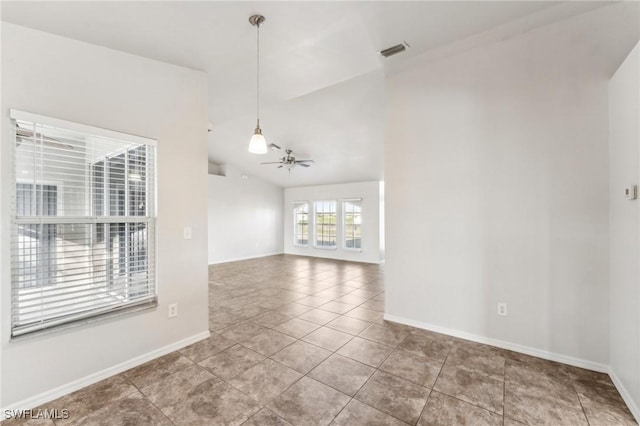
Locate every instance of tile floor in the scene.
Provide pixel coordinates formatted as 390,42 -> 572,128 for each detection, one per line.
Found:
4,254 -> 637,425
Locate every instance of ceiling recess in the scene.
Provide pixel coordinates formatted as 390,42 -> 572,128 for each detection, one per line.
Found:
380,42 -> 409,58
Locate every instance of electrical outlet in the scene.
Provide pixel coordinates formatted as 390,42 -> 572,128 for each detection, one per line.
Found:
497,303 -> 508,317
168,303 -> 178,318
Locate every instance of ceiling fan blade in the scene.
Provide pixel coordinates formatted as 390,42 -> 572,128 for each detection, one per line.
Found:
296,160 -> 314,164
277,165 -> 283,168
261,162 -> 284,165
297,163 -> 311,168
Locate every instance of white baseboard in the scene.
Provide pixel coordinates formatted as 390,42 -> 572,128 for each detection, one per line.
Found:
383,313 -> 609,373
2,330 -> 210,415
385,314 -> 640,423
609,368 -> 640,423
208,252 -> 284,265
209,252 -> 383,266
282,250 -> 383,265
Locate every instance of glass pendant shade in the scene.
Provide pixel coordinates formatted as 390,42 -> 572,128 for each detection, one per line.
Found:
248,127 -> 267,154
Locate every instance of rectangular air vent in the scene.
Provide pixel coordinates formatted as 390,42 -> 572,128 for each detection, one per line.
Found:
380,42 -> 409,58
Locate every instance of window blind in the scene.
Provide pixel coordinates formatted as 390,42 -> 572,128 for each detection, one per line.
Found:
10,110 -> 157,337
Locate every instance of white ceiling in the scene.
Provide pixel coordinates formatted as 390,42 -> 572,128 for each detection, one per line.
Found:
1,1 -> 624,187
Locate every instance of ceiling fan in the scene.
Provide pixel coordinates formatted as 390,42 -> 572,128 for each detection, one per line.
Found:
261,149 -> 314,169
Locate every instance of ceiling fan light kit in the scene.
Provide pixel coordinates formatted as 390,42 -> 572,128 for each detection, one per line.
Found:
248,14 -> 268,155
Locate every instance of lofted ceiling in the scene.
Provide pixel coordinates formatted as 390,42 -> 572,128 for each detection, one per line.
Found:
1,1 -> 624,187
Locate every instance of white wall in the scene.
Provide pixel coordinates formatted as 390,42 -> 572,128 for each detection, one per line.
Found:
284,181 -> 382,264
208,165 -> 284,264
609,42 -> 640,419
0,24 -> 209,407
385,5 -> 638,367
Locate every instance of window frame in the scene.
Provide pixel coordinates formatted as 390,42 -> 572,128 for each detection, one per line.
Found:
292,201 -> 310,248
313,200 -> 337,250
9,109 -> 158,338
342,199 -> 363,252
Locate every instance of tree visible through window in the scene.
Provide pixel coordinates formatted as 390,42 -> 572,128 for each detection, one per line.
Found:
315,201 -> 337,248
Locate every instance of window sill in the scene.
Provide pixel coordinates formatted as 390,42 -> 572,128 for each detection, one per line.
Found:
313,246 -> 337,250
10,300 -> 157,342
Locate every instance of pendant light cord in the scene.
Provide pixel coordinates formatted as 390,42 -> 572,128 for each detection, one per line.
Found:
256,22 -> 260,127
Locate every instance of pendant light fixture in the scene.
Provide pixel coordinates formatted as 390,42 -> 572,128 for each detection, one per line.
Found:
248,14 -> 268,154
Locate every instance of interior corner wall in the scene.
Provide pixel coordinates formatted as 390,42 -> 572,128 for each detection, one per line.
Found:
284,181 -> 382,264
609,41 -> 640,419
0,24 -> 209,407
385,10 -> 617,366
207,167 -> 284,264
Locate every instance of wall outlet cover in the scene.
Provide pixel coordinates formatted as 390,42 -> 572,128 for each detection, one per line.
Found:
168,303 -> 178,318
497,303 -> 508,317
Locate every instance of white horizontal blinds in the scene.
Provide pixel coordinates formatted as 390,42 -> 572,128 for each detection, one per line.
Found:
293,202 -> 309,246
315,201 -> 337,248
343,200 -> 362,250
10,111 -> 157,337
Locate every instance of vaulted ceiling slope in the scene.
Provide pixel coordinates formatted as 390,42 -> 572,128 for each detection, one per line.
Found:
1,1 -> 626,187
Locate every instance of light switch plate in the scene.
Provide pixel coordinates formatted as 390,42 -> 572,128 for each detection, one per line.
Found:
624,185 -> 638,200
183,226 -> 193,240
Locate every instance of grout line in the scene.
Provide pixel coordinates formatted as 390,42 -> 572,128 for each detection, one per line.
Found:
356,345 -> 423,425
220,325 -> 502,426
211,257 -> 606,425
126,374 -> 178,426
326,395 -> 355,424
414,341 -> 519,420
503,361 -> 506,425
416,342 -> 454,426
198,356 -> 269,413
573,381 -> 592,426
502,358 -> 507,426
211,268 -> 420,424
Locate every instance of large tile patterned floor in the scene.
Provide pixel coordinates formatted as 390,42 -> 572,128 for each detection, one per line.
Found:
5,255 -> 637,425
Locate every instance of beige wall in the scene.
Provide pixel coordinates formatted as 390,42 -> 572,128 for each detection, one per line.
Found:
609,41 -> 640,420
1,24 -> 209,407
384,3 -> 638,368
208,165 -> 284,264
